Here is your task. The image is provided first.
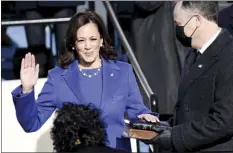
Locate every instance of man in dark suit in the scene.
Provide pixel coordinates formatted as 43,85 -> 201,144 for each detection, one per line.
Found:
143,1 -> 233,152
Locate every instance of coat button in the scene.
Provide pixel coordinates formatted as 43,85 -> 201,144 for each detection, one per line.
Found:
185,108 -> 189,112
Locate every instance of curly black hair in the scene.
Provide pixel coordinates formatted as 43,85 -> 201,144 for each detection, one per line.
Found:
50,103 -> 108,152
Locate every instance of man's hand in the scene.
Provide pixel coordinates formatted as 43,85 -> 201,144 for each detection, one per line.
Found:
143,127 -> 173,150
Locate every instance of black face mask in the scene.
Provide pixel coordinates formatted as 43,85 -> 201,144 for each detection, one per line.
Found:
176,16 -> 198,47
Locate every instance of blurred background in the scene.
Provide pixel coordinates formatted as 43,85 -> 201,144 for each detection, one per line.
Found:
1,1 -> 233,152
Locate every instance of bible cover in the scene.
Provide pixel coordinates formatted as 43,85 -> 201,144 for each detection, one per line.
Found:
128,129 -> 158,140
125,120 -> 170,140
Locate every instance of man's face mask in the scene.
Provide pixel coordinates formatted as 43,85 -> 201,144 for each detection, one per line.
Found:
176,16 -> 198,47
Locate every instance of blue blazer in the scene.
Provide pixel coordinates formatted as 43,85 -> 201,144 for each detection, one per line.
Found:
12,58 -> 158,151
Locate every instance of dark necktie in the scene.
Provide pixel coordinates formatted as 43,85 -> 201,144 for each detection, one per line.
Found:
180,49 -> 201,83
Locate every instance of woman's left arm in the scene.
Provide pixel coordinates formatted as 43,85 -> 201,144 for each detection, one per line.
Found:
126,65 -> 159,122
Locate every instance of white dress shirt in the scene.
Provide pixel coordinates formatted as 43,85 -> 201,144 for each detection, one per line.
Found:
198,28 -> 222,54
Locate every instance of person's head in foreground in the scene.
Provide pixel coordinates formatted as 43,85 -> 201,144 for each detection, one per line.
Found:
173,1 -> 219,48
50,103 -> 107,152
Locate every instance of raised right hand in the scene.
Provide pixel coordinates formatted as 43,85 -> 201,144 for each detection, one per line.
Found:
20,53 -> 39,93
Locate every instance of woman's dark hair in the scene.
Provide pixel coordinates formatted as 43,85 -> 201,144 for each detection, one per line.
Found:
58,11 -> 117,68
50,103 -> 108,152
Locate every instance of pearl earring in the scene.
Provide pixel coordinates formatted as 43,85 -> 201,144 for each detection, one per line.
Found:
72,47 -> 75,50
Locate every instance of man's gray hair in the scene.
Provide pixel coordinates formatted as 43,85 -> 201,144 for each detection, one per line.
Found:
181,1 -> 218,22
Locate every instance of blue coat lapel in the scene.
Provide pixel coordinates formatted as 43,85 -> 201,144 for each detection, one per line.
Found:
62,60 -> 86,104
61,58 -> 121,108
100,58 -> 121,110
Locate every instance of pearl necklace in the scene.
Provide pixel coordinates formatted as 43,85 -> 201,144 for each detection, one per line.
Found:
79,66 -> 101,78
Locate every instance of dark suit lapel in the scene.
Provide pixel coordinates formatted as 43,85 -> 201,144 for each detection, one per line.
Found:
62,60 -> 85,104
178,29 -> 233,100
178,55 -> 218,100
100,58 -> 121,110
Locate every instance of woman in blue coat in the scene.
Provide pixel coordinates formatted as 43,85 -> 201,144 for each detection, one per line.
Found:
11,11 -> 159,151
